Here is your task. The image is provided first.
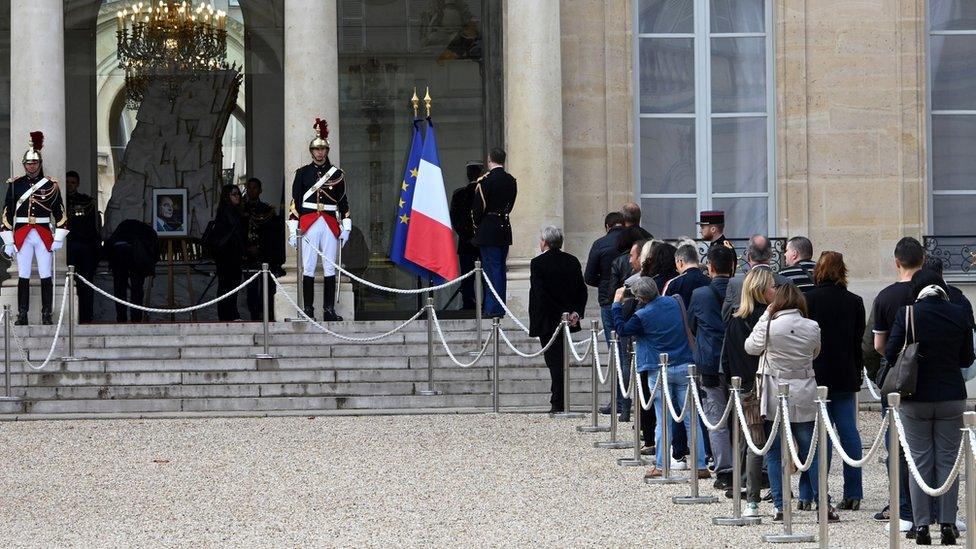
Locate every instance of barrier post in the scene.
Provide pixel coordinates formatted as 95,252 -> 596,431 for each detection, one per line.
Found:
647,353 -> 686,485
889,393 -> 901,549
578,320 -> 609,433
252,263 -> 275,360
419,297 -> 441,396
335,238 -> 342,309
714,376 -> 761,525
60,266 -> 83,362
618,342 -> 647,466
491,317 -> 500,413
2,305 -> 10,399
474,260 -> 484,349
594,331 -> 628,449
817,386 -> 829,549
287,230 -> 307,323
964,411 -> 975,549
553,313 -> 584,419
763,383 -> 815,543
674,364 -> 717,503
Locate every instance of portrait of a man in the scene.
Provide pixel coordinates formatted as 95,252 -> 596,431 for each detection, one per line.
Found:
151,188 -> 188,237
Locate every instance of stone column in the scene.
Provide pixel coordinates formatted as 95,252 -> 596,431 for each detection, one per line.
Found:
10,0 -> 66,179
503,0 -> 564,314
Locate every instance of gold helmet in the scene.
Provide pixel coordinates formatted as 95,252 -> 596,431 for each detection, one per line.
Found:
22,131 -> 43,163
309,118 -> 330,150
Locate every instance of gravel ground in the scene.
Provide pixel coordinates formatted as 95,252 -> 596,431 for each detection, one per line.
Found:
0,411 -> 961,547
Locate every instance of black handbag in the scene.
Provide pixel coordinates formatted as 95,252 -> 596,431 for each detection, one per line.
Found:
880,305 -> 919,397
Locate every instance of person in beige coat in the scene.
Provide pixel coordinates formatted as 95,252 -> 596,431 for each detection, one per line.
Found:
745,284 -> 836,521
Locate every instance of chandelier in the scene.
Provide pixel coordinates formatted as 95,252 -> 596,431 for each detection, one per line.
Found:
116,1 -> 228,108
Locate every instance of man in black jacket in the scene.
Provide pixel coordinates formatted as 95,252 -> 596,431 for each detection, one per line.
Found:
65,170 -> 101,323
104,220 -> 158,322
243,177 -> 284,321
584,212 -> 626,413
450,162 -> 484,310
529,226 -> 587,413
472,148 -> 517,318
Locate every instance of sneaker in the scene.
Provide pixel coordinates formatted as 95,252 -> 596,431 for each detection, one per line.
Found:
671,457 -> 688,470
640,444 -> 655,456
743,502 -> 760,518
797,500 -> 812,511
816,506 -> 840,523
762,490 -> 773,502
956,520 -> 966,533
899,519 -> 914,533
772,508 -> 783,522
599,404 -> 612,415
837,497 -> 860,511
873,506 -> 890,522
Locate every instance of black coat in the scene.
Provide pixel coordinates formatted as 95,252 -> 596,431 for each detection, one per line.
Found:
721,304 -> 766,392
528,248 -> 588,338
450,181 -> 479,255
886,296 -> 975,402
471,167 -> 517,247
665,266 -> 710,310
104,219 -> 159,277
209,204 -> 246,265
806,283 -> 866,395
584,226 -> 626,307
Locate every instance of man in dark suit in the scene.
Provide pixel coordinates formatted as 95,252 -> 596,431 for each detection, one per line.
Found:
529,226 -> 588,413
449,161 -> 484,309
472,148 -> 517,318
104,220 -> 159,323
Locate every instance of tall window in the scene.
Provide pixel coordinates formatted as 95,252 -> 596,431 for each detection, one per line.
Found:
635,0 -> 774,239
927,1 -> 976,235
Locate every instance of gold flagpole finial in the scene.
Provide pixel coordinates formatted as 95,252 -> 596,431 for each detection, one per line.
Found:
411,87 -> 419,119
424,86 -> 432,118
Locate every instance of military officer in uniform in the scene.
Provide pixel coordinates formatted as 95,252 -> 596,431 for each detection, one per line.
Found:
65,170 -> 101,323
471,147 -> 517,318
288,118 -> 351,322
244,177 -> 284,321
1,132 -> 69,325
697,210 -> 735,255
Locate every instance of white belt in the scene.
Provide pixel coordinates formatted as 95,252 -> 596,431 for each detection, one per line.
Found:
301,203 -> 337,212
15,217 -> 50,224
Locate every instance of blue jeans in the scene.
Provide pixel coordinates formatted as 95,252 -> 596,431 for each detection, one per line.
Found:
480,245 -> 508,317
649,364 -> 706,469
600,306 -> 630,411
766,420 -> 819,510
825,392 -> 863,499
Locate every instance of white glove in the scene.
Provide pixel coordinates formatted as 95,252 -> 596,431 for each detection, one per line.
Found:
288,233 -> 297,248
51,240 -> 64,251
339,230 -> 350,247
287,219 -> 299,248
3,245 -> 14,256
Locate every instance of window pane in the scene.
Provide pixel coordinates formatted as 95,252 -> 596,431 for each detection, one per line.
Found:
640,118 -> 696,194
640,38 -> 695,113
930,0 -> 976,31
932,115 -> 976,191
930,35 -> 976,111
710,0 -> 764,33
933,195 -> 976,235
712,197 -> 768,238
641,197 -> 697,239
711,37 -> 766,113
711,117 -> 767,193
638,0 -> 694,34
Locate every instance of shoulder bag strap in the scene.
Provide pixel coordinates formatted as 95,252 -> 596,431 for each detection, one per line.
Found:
673,295 -> 697,353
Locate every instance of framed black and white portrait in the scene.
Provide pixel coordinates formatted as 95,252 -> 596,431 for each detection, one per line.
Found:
152,188 -> 188,237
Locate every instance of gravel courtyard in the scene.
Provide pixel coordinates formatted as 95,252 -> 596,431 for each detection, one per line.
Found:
0,412 -> 959,547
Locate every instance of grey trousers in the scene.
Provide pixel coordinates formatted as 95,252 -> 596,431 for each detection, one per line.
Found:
703,380 -> 733,475
901,399 -> 965,526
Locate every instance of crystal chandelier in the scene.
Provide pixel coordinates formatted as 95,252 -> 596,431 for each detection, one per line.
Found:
116,1 -> 228,108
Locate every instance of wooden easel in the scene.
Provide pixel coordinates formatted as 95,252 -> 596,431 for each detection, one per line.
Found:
158,237 -> 197,322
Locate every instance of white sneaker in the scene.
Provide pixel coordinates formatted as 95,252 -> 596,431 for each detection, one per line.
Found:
957,520 -> 967,533
671,457 -> 688,470
743,503 -> 760,518
899,519 -> 913,532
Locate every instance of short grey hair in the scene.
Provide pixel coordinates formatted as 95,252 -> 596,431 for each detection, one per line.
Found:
675,244 -> 699,264
747,234 -> 773,264
540,226 -> 564,250
630,276 -> 659,303
787,236 -> 813,260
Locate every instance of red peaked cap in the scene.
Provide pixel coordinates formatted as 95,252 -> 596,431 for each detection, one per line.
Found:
313,118 -> 329,140
29,131 -> 44,151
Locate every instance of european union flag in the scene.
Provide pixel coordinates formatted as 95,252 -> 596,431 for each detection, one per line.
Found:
389,119 -> 434,278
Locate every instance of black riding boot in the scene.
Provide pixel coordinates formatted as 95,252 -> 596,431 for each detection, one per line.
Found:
302,275 -> 315,319
15,278 -> 29,325
40,277 -> 53,325
322,275 -> 342,322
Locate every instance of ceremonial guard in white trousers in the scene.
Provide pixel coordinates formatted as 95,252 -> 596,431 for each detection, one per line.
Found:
288,118 -> 351,321
1,132 -> 69,325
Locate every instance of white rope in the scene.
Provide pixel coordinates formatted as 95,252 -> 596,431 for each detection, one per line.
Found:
306,238 -> 474,294
482,275 -> 530,333
611,341 -> 630,396
818,400 -> 889,467
75,271 -> 260,314
733,389 -> 781,456
430,309 -> 493,368
970,430 -> 976,464
9,276 -> 70,371
273,275 -> 425,342
893,407 -> 966,498
689,376 -> 734,431
863,368 -> 882,401
498,325 -> 560,358
780,396 -> 820,472
661,363 -> 691,422
634,366 -> 659,411
564,324 -> 593,362
593,333 -> 610,385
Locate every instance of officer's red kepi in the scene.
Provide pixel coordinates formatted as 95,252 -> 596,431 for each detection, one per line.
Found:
697,210 -> 725,226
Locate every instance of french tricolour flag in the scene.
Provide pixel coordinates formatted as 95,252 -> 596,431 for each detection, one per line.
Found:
404,120 -> 459,280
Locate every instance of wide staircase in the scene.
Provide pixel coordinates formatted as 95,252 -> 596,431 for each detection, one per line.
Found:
0,319 -> 605,417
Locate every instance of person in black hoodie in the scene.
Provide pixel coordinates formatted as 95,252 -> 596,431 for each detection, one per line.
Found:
209,185 -> 247,321
805,251 -> 865,511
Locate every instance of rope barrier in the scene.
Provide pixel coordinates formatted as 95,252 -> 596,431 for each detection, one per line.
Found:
733,389 -> 781,456
660,363 -> 691,422
592,334 -> 610,385
633,365 -> 659,411
611,341 -> 629,397
497,325 -> 560,358
688,376 -> 734,431
75,271 -> 260,314
430,309 -> 493,368
862,368 -> 882,401
818,400 -> 889,467
564,324 -> 594,362
482,276 -> 530,334
893,407 -> 967,498
780,396 -> 820,472
9,275 -> 70,371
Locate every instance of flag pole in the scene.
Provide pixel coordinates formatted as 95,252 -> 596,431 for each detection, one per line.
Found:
424,86 -> 432,118
411,88 -> 419,119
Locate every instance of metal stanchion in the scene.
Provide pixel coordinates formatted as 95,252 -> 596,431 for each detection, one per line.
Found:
60,266 -> 83,362
714,376 -> 760,525
816,386 -> 832,549
252,263 -> 276,360
763,383 -> 815,543
964,411 -> 975,549
553,313 -> 584,419
647,353 -> 687,485
287,230 -> 307,323
595,331 -> 629,449
618,342 -> 647,466
472,260 -> 484,356
491,317 -> 500,413
419,297 -> 440,396
579,320 -> 609,433
335,239 -> 342,310
888,393 -> 902,549
2,305 -> 12,400
674,364 -> 717,503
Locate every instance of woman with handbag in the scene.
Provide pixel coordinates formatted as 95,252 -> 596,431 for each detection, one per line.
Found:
805,251 -> 866,511
745,284 -> 834,522
885,269 -> 975,545
723,268 -> 774,517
